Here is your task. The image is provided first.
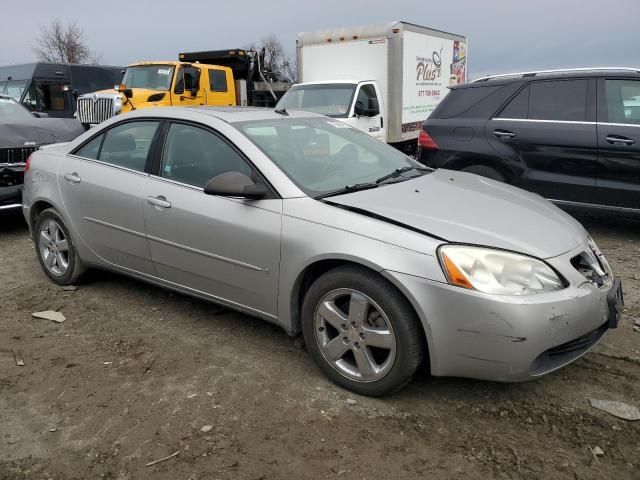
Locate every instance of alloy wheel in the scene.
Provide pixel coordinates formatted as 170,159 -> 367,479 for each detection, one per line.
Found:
39,219 -> 70,277
314,288 -> 396,383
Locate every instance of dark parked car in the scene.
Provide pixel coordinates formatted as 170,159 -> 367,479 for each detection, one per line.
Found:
417,68 -> 640,213
0,62 -> 123,119
0,94 -> 84,211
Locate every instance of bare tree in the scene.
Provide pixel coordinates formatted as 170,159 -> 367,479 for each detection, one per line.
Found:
32,19 -> 102,64
247,34 -> 297,82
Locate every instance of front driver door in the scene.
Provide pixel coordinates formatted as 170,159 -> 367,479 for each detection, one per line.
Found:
353,83 -> 385,143
143,120 -> 282,318
58,120 -> 160,275
595,78 -> 640,209
170,66 -> 204,107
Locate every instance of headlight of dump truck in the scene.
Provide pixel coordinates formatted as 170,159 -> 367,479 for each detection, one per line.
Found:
114,96 -> 123,114
438,245 -> 565,295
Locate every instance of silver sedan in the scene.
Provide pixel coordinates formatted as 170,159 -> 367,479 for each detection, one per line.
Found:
22,107 -> 624,396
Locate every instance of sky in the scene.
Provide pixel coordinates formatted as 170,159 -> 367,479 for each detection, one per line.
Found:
1,0 -> 639,79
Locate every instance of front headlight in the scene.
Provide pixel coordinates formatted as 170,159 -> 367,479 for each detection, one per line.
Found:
114,96 -> 123,114
438,245 -> 565,295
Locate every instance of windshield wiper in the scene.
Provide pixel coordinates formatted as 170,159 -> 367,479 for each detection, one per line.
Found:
374,166 -> 430,184
315,182 -> 379,199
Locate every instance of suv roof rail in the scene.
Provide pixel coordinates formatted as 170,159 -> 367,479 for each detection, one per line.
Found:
473,67 -> 640,82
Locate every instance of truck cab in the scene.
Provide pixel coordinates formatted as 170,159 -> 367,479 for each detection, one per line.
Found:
76,61 -> 235,128
275,80 -> 386,143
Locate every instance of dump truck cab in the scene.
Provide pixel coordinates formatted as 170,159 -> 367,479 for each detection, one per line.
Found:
76,61 -> 235,128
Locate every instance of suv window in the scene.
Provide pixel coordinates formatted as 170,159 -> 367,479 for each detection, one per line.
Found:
209,70 -> 227,92
605,79 -> 640,125
431,85 -> 503,118
529,80 -> 588,121
98,121 -> 159,172
160,123 -> 252,188
497,80 -> 588,121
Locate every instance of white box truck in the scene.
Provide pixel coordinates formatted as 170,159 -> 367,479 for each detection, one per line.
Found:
275,21 -> 468,154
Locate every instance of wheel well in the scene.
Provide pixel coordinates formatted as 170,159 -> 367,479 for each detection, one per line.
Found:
446,156 -> 513,183
29,201 -> 55,229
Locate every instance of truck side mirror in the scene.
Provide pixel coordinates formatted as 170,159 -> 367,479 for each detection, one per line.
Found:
367,98 -> 380,116
354,100 -> 365,117
124,89 -> 133,99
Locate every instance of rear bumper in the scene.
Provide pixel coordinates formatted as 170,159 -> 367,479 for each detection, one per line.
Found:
384,244 -> 621,382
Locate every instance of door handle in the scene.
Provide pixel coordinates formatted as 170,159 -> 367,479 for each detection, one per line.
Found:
494,130 -> 516,139
63,172 -> 81,183
605,135 -> 635,146
146,195 -> 171,209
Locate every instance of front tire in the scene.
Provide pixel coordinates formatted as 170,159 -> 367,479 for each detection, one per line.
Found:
34,208 -> 86,285
302,266 -> 426,396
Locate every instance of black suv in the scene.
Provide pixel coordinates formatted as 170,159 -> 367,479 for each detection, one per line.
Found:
417,68 -> 640,213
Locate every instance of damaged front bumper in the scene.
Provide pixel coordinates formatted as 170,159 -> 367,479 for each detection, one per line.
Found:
384,241 -> 623,382
0,164 -> 24,210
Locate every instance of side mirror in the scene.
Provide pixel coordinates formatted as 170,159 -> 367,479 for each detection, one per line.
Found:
124,89 -> 133,99
190,87 -> 198,96
204,172 -> 267,200
367,97 -> 380,116
33,111 -> 49,118
354,100 -> 365,117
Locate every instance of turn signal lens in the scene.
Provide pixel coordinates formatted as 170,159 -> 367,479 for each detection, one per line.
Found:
24,153 -> 33,173
441,251 -> 474,289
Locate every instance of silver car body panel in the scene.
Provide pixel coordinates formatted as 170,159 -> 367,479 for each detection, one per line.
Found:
22,106 -> 616,382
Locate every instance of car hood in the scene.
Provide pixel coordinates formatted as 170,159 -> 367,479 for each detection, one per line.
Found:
326,169 -> 587,259
0,118 -> 84,149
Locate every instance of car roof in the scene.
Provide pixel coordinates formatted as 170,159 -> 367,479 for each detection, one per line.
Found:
457,67 -> 640,89
122,106 -> 326,123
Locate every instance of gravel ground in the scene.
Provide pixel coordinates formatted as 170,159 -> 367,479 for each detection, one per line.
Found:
1,209 -> 639,480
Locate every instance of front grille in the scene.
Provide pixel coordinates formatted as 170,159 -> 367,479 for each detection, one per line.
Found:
77,97 -> 115,125
0,147 -> 36,165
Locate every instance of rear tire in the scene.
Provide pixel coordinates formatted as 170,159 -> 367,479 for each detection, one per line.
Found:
34,208 -> 86,285
461,165 -> 505,182
302,265 -> 426,396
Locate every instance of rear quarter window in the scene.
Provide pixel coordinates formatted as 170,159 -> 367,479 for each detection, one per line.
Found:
430,85 -> 503,119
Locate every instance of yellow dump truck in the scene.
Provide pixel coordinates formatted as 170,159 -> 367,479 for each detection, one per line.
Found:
76,49 -> 290,128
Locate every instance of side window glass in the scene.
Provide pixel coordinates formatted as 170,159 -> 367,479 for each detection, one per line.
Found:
98,121 -> 159,172
75,134 -> 103,159
161,123 -> 252,188
174,67 -> 199,94
356,84 -> 377,109
497,85 -> 530,119
209,70 -> 228,92
528,80 -> 588,121
605,80 -> 640,125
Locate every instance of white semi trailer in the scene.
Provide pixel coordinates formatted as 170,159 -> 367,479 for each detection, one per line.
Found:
276,21 -> 468,154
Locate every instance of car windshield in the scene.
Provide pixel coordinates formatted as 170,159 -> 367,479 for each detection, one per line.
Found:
236,117 -> 424,197
121,65 -> 174,91
0,96 -> 34,121
275,84 -> 356,118
0,79 -> 29,102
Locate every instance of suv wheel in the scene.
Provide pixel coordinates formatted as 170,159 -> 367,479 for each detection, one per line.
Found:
461,165 -> 505,182
302,266 -> 425,396
34,208 -> 86,285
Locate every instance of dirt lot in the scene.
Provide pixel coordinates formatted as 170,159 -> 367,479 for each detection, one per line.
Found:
1,209 -> 639,480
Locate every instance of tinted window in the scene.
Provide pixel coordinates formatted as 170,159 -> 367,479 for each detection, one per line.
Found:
69,66 -> 121,95
75,134 -> 103,160
497,85 -> 530,119
431,85 -> 503,118
161,123 -> 252,188
24,81 -> 67,112
605,79 -> 640,125
99,121 -> 159,172
356,84 -> 377,103
528,80 -> 588,121
209,70 -> 227,92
